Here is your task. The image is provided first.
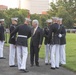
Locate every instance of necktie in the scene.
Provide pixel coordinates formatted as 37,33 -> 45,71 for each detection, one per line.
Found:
33,28 -> 36,35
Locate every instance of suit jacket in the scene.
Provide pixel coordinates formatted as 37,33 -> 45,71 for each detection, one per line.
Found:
10,24 -> 31,47
48,23 -> 61,44
0,25 -> 5,41
9,24 -> 17,44
60,25 -> 66,45
44,26 -> 50,45
30,27 -> 43,47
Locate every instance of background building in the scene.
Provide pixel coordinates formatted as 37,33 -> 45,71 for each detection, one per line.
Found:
19,0 -> 49,14
0,0 -> 58,14
0,5 -> 8,10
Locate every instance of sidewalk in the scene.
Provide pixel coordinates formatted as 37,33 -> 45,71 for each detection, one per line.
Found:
0,47 -> 76,75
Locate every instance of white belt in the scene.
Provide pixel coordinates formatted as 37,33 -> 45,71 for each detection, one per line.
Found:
18,35 -> 27,38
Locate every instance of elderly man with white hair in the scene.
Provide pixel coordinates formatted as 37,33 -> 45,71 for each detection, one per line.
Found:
30,19 -> 43,67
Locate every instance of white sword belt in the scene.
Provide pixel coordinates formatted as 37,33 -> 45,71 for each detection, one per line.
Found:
18,35 -> 27,38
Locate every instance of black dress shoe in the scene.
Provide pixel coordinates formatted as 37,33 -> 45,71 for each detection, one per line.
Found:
30,64 -> 33,67
36,65 -> 40,67
50,67 -> 55,70
59,64 -> 62,66
49,63 -> 51,65
0,57 -> 6,59
56,67 -> 59,69
45,63 -> 48,65
10,65 -> 17,67
20,69 -> 29,73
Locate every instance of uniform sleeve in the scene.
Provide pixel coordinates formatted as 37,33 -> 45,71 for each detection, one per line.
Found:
27,27 -> 31,39
43,27 -> 48,38
48,25 -> 53,44
3,26 -> 5,33
10,26 -> 15,34
10,26 -> 19,38
39,28 -> 44,45
62,26 -> 66,37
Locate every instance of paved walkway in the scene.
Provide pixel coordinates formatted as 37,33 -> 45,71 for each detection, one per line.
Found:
0,47 -> 76,75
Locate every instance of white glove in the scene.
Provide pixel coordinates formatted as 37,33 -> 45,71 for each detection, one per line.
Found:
58,34 -> 62,38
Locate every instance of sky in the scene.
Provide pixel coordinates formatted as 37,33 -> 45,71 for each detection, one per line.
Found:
0,0 -> 56,8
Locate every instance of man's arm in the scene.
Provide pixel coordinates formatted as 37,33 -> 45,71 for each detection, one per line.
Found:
48,25 -> 52,44
61,26 -> 66,37
10,26 -> 19,38
28,27 -> 32,39
39,28 -> 44,48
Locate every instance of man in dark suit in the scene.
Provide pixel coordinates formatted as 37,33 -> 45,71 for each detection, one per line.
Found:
30,19 -> 43,67
44,19 -> 52,65
58,18 -> 66,65
0,19 -> 5,59
48,17 -> 61,69
10,18 -> 31,72
9,18 -> 18,67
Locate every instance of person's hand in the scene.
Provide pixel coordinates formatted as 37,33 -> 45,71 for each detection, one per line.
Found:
39,44 -> 42,48
58,34 -> 62,38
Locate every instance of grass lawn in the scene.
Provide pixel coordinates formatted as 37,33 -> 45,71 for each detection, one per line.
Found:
64,33 -> 76,71
5,33 -> 76,71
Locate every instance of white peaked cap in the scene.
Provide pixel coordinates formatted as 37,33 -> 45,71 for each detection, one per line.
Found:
11,18 -> 18,21
52,17 -> 57,20
46,19 -> 52,23
52,17 -> 55,19
25,18 -> 31,21
0,19 -> 4,21
56,17 -> 60,20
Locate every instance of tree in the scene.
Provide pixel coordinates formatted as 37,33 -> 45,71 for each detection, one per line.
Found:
48,0 -> 76,28
31,14 -> 49,28
56,6 -> 73,28
1,8 -> 28,27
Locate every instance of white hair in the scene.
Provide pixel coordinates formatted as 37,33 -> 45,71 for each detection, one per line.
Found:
32,19 -> 39,26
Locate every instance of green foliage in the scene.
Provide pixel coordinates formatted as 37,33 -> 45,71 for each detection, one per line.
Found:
0,8 -> 28,28
48,0 -> 76,28
56,6 -> 73,28
31,14 -> 49,28
1,0 -> 76,28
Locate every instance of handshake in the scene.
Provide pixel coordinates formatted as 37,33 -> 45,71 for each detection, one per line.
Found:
58,34 -> 62,38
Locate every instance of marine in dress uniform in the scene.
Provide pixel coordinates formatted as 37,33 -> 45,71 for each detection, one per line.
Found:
30,20 -> 43,67
58,18 -> 66,65
44,19 -> 52,65
10,18 -> 31,73
48,17 -> 61,69
0,19 -> 5,59
9,18 -> 18,67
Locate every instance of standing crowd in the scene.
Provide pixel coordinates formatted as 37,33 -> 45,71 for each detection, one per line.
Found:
0,17 -> 66,73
